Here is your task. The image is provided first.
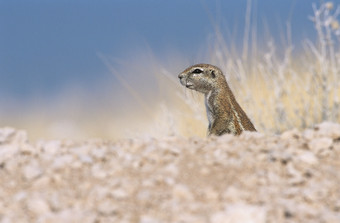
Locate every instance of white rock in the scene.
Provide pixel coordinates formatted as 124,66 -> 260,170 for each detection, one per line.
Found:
210,204 -> 267,223
0,128 -> 28,145
163,163 -> 178,176
20,144 -> 37,155
308,137 -> 333,153
97,199 -> 118,215
202,187 -> 219,201
286,163 -> 304,185
41,209 -> 97,223
0,128 -> 16,143
33,176 -> 50,188
139,215 -> 160,223
27,197 -> 50,215
176,215 -> 206,223
42,140 -> 61,155
240,131 -> 265,140
91,147 -> 107,159
111,188 -> 129,199
280,129 -> 300,140
316,122 -> 340,139
23,162 -> 43,180
52,155 -> 74,169
90,186 -> 110,200
0,145 -> 19,164
71,161 -> 82,169
14,191 -> 27,201
164,177 -> 175,185
222,186 -> 247,202
136,190 -> 152,201
91,164 -> 107,179
13,130 -> 28,145
296,151 -> 318,165
79,154 -> 93,164
303,129 -> 315,140
172,184 -> 194,201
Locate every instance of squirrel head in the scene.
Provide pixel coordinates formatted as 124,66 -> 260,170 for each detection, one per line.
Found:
178,64 -> 226,94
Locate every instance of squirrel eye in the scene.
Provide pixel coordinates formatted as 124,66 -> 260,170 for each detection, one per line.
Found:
192,68 -> 203,74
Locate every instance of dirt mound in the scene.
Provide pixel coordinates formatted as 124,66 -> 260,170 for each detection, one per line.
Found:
0,123 -> 340,223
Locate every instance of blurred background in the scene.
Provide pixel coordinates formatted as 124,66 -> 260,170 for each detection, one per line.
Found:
1,0 -> 339,140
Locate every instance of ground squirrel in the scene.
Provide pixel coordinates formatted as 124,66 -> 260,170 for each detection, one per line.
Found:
178,63 -> 256,136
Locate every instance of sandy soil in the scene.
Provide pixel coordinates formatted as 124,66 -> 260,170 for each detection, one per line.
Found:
0,122 -> 340,223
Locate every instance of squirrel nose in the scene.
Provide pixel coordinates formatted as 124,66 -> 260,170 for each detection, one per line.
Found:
178,73 -> 185,79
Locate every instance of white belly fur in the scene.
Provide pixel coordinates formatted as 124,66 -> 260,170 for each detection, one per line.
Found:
205,91 -> 214,128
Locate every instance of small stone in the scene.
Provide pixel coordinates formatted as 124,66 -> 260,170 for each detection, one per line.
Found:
91,164 -> 107,179
23,162 -> 43,180
91,147 -> 107,159
240,131 -> 265,140
20,144 -> 36,155
315,122 -> 340,139
286,163 -> 304,185
0,128 -> 28,145
172,184 -> 194,201
222,186 -> 247,202
52,155 -> 74,169
296,151 -> 318,165
71,161 -> 82,169
111,188 -> 129,199
42,140 -> 61,155
27,197 -> 50,215
0,145 -> 19,164
79,154 -> 93,164
177,215 -> 206,223
200,167 -> 210,175
136,190 -> 152,201
13,130 -> 28,145
163,163 -> 178,176
139,215 -> 160,223
0,128 -> 16,144
303,129 -> 315,140
42,210 -> 97,223
33,176 -> 50,188
202,187 -> 219,201
97,199 -> 118,215
210,204 -> 267,223
308,137 -> 333,153
14,191 -> 27,201
164,177 -> 175,185
281,129 -> 300,140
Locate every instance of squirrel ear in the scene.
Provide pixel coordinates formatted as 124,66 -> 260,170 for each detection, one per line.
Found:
211,70 -> 216,78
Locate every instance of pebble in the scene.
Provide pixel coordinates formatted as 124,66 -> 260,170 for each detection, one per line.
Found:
280,128 -> 301,140
27,197 -> 50,215
23,162 -> 43,180
172,184 -> 194,201
41,140 -> 61,155
91,164 -> 107,179
0,127 -> 16,144
315,122 -> 340,139
52,155 -> 74,169
210,204 -> 267,223
308,137 -> 333,153
91,147 -> 107,159
139,215 -> 160,223
296,151 -> 318,165
97,199 -> 118,215
111,188 -> 129,200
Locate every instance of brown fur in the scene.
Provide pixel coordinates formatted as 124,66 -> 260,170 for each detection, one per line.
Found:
178,64 -> 256,136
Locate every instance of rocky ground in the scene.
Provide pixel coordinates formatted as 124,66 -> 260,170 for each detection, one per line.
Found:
0,122 -> 340,223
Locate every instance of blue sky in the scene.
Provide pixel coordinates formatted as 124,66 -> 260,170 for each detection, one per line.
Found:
0,0 -> 318,102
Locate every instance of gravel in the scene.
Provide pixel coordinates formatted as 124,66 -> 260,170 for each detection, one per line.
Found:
0,122 -> 340,223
